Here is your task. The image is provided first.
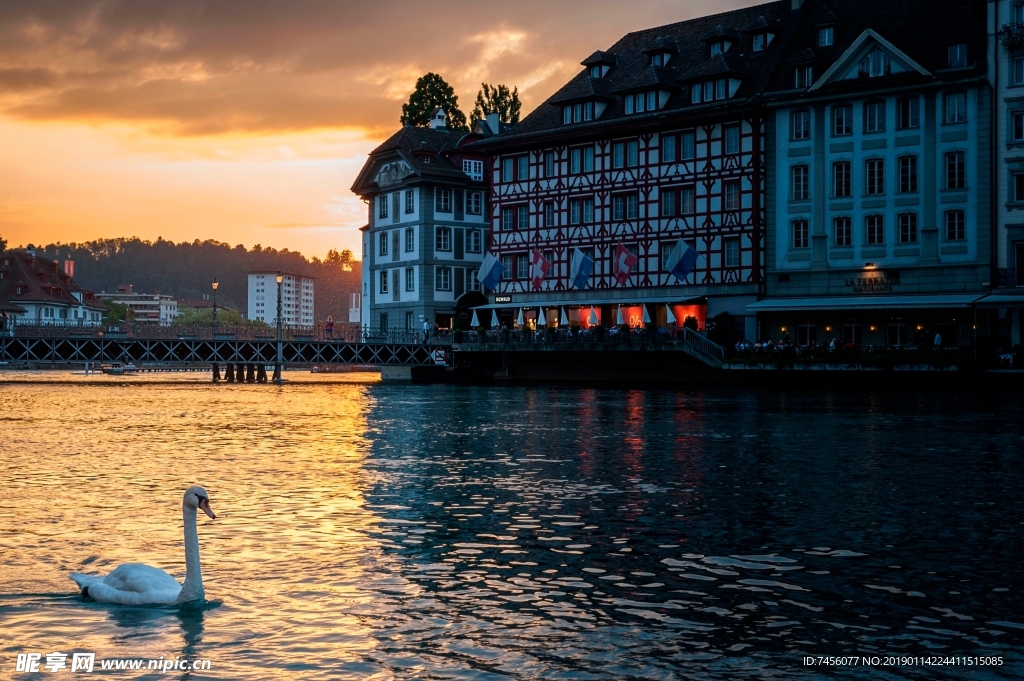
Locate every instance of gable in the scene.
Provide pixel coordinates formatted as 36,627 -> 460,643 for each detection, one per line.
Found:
374,160 -> 414,188
810,29 -> 929,92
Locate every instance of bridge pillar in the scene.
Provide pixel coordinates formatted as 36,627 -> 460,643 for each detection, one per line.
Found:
257,364 -> 268,383
225,363 -> 235,383
380,366 -> 413,381
212,363 -> 221,382
272,363 -> 282,383
246,363 -> 256,383
235,364 -> 246,382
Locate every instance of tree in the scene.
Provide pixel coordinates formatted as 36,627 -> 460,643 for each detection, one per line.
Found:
471,83 -> 522,125
0,233 -> 7,252
401,73 -> 468,131
102,301 -> 133,325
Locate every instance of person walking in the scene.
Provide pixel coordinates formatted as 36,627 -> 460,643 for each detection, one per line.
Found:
325,315 -> 334,340
422,318 -> 430,344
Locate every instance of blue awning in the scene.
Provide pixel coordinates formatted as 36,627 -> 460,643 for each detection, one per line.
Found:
974,292 -> 1024,307
746,294 -> 983,312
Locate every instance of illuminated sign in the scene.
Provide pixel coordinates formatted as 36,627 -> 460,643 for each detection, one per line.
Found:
494,295 -> 513,303
845,271 -> 900,294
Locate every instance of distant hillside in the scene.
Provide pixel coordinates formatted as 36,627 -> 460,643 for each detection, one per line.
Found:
34,238 -> 360,322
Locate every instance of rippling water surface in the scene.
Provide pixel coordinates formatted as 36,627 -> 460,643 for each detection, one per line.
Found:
1,372 -> 1022,680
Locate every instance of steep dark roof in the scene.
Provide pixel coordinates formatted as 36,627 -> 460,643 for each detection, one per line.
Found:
352,126 -> 486,195
0,250 -> 105,310
550,77 -> 616,103
641,36 -> 680,55
613,66 -> 678,93
581,50 -> 618,66
679,53 -> 752,81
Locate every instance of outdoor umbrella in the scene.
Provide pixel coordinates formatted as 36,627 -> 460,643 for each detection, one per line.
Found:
616,306 -> 624,325
516,308 -> 524,327
470,310 -> 480,327
665,306 -> 676,325
559,308 -> 569,326
539,308 -> 547,327
642,305 -> 651,324
588,307 -> 598,325
491,310 -> 499,328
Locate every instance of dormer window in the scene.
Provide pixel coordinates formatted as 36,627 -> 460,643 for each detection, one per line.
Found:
948,43 -> 968,68
691,79 -> 729,104
15,285 -> 25,295
859,50 -> 891,78
795,66 -> 813,89
752,34 -> 766,52
625,91 -> 661,115
651,52 -> 671,67
710,41 -> 725,57
590,66 -> 602,78
562,101 -> 594,124
818,27 -> 834,47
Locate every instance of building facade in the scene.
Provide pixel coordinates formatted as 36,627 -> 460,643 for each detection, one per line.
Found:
248,272 -> 314,326
0,250 -> 105,325
469,2 -> 809,338
754,0 -> 992,348
101,284 -> 179,324
352,110 -> 491,330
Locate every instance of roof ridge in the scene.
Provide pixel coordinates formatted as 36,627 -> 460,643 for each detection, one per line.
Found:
622,0 -> 781,40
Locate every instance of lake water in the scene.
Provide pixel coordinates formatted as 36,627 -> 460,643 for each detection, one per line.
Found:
1,372 -> 1022,680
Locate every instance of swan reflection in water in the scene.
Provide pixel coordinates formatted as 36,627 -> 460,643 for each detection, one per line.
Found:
100,600 -> 218,678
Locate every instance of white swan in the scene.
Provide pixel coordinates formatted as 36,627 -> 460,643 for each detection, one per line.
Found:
70,486 -> 216,605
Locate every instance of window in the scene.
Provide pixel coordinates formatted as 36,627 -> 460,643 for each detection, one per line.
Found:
833,104 -> 852,136
502,158 -> 513,182
795,66 -> 813,89
724,181 -> 740,210
945,92 -> 966,124
753,33 -> 765,52
517,156 -> 529,181
680,186 -> 696,214
570,199 -> 581,224
834,217 -> 852,247
436,189 -> 452,213
791,110 -> 810,140
724,237 -> 740,268
1016,2 -> 1024,23
435,226 -> 451,251
725,125 -> 740,154
865,101 -> 886,132
948,43 -> 968,68
899,213 -> 918,244
571,148 -> 581,174
405,227 -> 415,252
626,194 -> 638,220
583,197 -> 594,223
651,52 -> 667,66
946,151 -> 965,189
866,158 -> 885,195
1014,56 -> 1024,86
468,229 -> 482,253
898,155 -> 918,193
563,105 -> 572,125
544,151 -> 555,177
945,209 -> 965,241
379,270 -> 388,294
792,219 -> 809,249
818,27 -> 834,47
613,195 -> 625,221
590,65 -> 602,78
627,140 -> 639,167
860,50 -> 891,78
613,142 -> 625,169
1014,112 -> 1024,142
662,135 -> 676,163
791,165 -> 809,201
711,41 -> 723,57
544,202 -> 555,227
898,97 -> 920,129
378,195 -> 388,219
833,161 -> 851,197
379,232 -> 389,256
661,189 -> 676,216
500,255 -> 512,280
405,267 -> 415,291
517,205 -> 529,230
866,215 -> 885,245
681,131 -> 696,159
502,206 -> 513,231
467,191 -> 483,215
1015,172 -> 1024,202
583,146 -> 594,172
435,266 -> 452,291
517,255 -> 530,279
463,159 -> 484,181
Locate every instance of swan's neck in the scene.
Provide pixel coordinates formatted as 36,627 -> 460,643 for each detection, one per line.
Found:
177,506 -> 204,602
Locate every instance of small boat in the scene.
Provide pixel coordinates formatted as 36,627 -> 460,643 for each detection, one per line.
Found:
102,363 -> 139,376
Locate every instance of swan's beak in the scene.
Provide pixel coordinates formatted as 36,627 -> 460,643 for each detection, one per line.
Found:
199,498 -> 216,520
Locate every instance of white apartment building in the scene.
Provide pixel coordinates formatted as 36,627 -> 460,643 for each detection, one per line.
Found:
102,284 -> 178,323
248,272 -> 315,326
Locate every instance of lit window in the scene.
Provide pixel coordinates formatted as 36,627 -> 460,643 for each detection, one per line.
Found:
792,220 -> 809,249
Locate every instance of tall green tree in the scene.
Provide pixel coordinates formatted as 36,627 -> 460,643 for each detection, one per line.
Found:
401,73 -> 468,131
0,233 -> 7,252
471,83 -> 522,125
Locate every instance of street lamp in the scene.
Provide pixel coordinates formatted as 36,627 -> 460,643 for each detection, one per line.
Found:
273,272 -> 284,384
211,278 -> 219,337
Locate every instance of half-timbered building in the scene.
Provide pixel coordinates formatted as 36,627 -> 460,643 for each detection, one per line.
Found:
469,1 -> 806,337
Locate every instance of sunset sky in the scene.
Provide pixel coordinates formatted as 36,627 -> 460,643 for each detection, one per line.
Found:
0,0 -> 757,260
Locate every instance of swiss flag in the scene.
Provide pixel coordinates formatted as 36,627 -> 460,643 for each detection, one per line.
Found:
530,249 -> 552,289
613,243 -> 637,285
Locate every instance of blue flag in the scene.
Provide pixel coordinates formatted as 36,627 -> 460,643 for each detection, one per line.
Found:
570,247 -> 594,290
666,239 -> 700,283
477,252 -> 505,292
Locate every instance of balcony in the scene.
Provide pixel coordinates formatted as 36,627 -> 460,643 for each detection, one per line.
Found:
1000,23 -> 1024,48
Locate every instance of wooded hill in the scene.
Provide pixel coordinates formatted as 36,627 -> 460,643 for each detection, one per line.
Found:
34,238 -> 360,322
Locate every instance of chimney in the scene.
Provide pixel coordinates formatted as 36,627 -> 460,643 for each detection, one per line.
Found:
26,244 -> 36,257
429,108 -> 448,130
117,284 -> 133,294
63,260 -> 75,278
486,111 -> 500,135
791,0 -> 805,9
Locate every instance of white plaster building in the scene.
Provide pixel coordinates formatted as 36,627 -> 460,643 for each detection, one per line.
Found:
248,272 -> 315,326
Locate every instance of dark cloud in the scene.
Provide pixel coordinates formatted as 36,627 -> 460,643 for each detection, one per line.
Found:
0,0 -> 755,135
